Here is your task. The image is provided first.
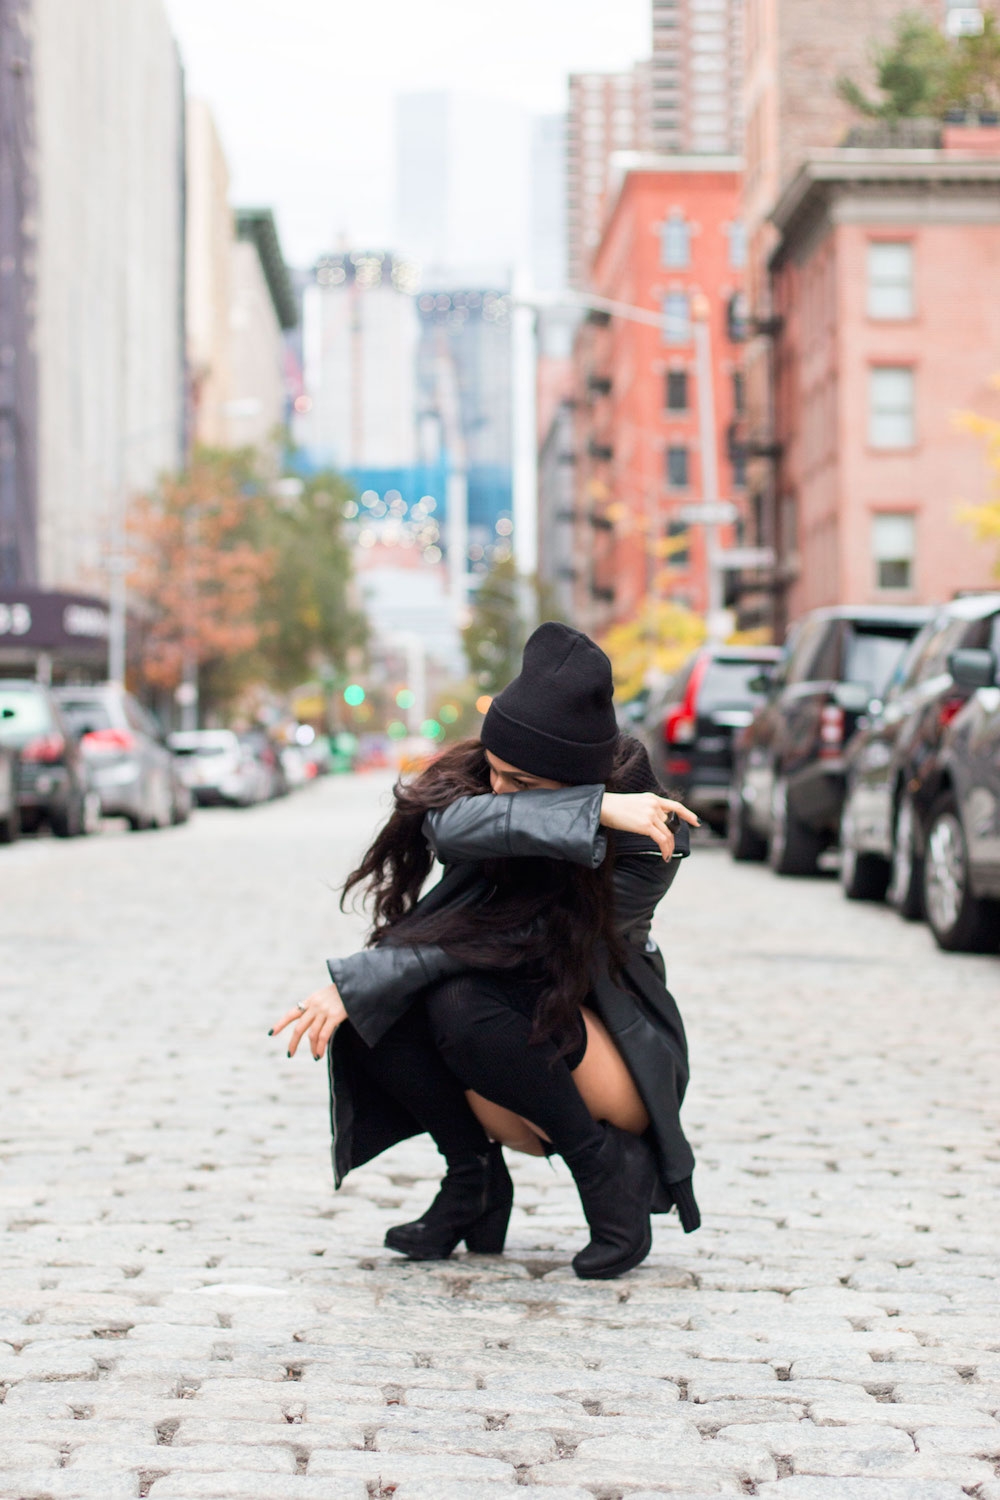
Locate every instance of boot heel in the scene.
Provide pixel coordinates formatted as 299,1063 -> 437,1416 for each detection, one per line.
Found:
464,1198 -> 511,1254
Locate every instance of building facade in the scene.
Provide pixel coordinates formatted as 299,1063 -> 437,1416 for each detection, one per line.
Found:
31,0 -> 186,598
227,210 -> 297,459
650,0 -> 744,156
185,98 -> 233,450
566,66 -> 653,289
0,0 -> 38,587
569,161 -> 745,634
740,0 -> 946,627
770,135 -> 1000,617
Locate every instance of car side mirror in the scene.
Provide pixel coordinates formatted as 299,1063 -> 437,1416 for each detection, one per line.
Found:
747,670 -> 773,694
948,647 -> 997,690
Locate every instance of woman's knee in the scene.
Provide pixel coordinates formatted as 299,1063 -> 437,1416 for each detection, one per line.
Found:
424,974 -> 518,1064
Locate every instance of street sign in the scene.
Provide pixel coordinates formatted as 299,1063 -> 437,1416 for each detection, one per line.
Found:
676,502 -> 738,525
717,547 -> 776,570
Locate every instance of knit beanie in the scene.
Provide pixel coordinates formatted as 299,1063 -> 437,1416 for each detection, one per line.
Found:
480,622 -> 619,784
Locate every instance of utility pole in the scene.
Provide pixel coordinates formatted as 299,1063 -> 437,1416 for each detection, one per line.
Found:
511,276 -> 539,634
691,292 -> 726,637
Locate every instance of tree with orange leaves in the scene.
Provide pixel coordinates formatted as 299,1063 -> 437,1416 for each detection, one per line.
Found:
127,449 -> 274,709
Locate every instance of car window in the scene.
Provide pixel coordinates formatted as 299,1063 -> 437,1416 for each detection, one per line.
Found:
697,660 -> 776,711
56,699 -> 113,734
0,688 -> 52,740
990,612 -> 1000,658
123,696 -> 150,736
843,627 -> 917,695
784,621 -> 826,684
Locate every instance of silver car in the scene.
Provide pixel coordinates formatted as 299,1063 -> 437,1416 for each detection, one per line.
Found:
168,730 -> 267,807
54,684 -> 188,830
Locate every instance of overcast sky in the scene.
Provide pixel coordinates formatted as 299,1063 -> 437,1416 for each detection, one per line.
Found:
163,0 -> 649,266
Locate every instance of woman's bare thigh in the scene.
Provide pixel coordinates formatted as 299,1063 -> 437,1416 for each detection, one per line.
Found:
465,1006 -> 649,1155
572,1007 -> 650,1134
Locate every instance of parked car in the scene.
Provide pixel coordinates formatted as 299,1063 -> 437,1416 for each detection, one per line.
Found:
638,645 -> 784,832
0,741 -> 19,843
238,729 -> 288,800
919,644 -> 1000,951
728,606 -> 931,875
839,593 -> 1000,912
53,684 -> 190,830
168,730 -> 268,806
0,679 -> 96,837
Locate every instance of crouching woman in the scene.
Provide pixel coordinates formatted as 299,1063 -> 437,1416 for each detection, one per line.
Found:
272,623 -> 701,1280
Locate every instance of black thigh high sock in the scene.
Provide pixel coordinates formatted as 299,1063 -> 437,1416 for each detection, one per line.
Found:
340,1002 -> 491,1166
424,973 -> 604,1167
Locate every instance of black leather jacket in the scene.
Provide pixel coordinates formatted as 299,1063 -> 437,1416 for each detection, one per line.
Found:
326,785 -> 699,1231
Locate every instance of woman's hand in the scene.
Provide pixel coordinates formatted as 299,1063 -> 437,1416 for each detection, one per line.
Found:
270,982 -> 347,1061
599,792 -> 700,860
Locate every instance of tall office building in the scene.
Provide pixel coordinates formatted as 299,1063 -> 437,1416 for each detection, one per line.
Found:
530,114 -> 568,294
296,251 -> 421,477
566,64 -> 652,288
394,91 -> 530,281
650,0 -> 744,156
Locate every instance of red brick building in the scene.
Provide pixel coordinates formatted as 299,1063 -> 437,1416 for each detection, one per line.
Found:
567,160 -> 745,633
769,130 -> 1000,617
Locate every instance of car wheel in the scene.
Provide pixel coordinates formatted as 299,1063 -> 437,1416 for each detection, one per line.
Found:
923,796 -> 1000,953
839,809 -> 890,902
82,790 -> 102,836
151,774 -> 172,830
887,793 -> 923,920
0,801 -> 20,844
727,782 -> 767,862
51,792 -> 83,838
768,778 -> 823,876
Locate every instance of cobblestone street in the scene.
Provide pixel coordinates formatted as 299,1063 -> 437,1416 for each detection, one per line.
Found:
1,772 -> 999,1500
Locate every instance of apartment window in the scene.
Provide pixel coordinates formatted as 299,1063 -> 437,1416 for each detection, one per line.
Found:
732,369 -> 745,415
869,367 -> 915,448
660,213 -> 690,268
727,221 -> 747,269
873,513 -> 916,590
867,242 -> 914,319
663,291 -> 691,344
666,369 -> 689,411
666,445 -> 690,488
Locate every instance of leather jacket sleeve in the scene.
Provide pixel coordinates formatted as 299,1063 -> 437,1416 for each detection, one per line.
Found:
329,799 -> 692,1047
328,943 -> 460,1048
423,786 -> 607,868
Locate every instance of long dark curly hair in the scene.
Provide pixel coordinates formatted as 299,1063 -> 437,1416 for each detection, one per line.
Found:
342,735 -> 661,1048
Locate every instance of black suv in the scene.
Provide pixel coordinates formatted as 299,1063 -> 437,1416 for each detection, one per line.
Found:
637,644 -> 783,833
921,644 -> 1000,952
840,593 -> 1000,915
728,606 -> 931,875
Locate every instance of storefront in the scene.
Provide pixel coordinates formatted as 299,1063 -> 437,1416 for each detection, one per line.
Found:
0,590 -> 110,683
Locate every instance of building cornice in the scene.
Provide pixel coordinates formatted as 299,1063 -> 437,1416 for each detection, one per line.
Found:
771,149 -> 1000,245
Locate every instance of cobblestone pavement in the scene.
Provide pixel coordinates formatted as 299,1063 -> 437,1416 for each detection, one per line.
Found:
1,773 -> 999,1500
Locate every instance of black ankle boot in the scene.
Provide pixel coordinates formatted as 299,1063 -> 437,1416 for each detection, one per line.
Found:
384,1143 -> 513,1261
569,1124 -> 656,1280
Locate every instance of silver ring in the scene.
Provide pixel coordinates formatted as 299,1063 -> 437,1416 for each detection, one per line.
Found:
296,1001 -> 307,1012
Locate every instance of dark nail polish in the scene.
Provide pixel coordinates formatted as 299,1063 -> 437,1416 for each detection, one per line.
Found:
287,1051 -> 291,1058
267,1029 -> 273,1036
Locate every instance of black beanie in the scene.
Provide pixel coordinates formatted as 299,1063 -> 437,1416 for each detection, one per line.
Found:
480,622 -> 619,785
